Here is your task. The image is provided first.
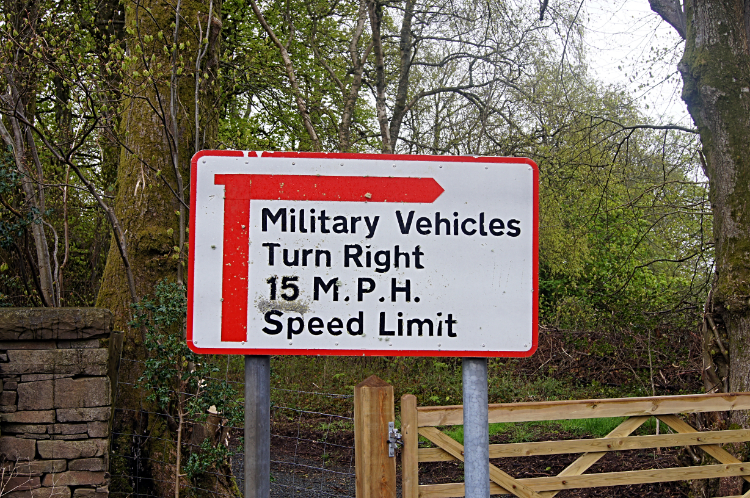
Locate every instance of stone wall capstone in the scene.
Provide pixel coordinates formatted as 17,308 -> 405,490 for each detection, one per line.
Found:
0,308 -> 122,498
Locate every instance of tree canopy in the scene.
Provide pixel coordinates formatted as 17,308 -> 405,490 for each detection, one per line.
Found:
0,0 -> 714,330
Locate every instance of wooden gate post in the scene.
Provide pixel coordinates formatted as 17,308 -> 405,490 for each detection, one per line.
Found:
401,394 -> 419,498
355,375 -> 396,498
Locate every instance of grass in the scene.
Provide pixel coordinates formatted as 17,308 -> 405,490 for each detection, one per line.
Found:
262,355 -> 652,416
441,416 -> 661,445
204,328 -> 700,420
206,352 -> 674,417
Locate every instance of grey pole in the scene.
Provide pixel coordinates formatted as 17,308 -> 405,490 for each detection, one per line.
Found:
463,357 -> 489,498
245,355 -> 270,498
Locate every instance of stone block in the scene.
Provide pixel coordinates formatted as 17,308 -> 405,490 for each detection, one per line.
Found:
4,380 -> 18,389
0,436 -> 36,460
4,485 -> 70,498
0,405 -> 17,413
1,350 -> 108,376
36,439 -> 107,459
8,460 -> 67,474
17,378 -> 110,412
17,381 -> 53,411
2,424 -> 48,435
42,471 -> 107,487
3,476 -> 40,491
1,411 -> 55,424
48,424 -> 88,435
1,390 -> 17,405
18,434 -> 49,440
53,378 -> 110,408
72,489 -> 107,498
49,434 -> 88,440
55,408 -> 110,423
68,458 -> 105,472
0,309 -> 112,341
86,422 -> 108,438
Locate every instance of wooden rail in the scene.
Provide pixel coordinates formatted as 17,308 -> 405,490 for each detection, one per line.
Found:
401,393 -> 750,498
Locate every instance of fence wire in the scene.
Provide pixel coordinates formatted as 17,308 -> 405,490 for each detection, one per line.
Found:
110,357 -> 356,498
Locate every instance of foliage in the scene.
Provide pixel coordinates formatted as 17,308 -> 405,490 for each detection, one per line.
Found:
0,151 -> 38,249
0,0 -> 711,334
0,0 -> 117,307
183,438 -> 234,482
404,55 -> 711,330
131,280 -> 241,421
130,280 -> 241,487
257,322 -> 701,417
535,123 -> 711,330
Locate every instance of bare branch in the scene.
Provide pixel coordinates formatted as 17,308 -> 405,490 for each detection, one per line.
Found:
10,110 -> 138,305
248,0 -> 322,151
602,120 -> 698,134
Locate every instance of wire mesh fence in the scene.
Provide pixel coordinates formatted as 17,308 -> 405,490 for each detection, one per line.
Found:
109,357 -> 356,498
264,389 -> 355,498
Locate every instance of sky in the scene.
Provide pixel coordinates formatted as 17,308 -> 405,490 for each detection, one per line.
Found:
581,0 -> 691,125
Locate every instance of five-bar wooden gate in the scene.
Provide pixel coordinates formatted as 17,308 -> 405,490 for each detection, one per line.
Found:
401,393 -> 750,497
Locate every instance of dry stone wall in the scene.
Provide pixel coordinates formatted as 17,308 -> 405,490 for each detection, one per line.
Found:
0,309 -> 122,498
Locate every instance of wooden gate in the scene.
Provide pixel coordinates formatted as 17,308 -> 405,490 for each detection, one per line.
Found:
401,393 -> 750,497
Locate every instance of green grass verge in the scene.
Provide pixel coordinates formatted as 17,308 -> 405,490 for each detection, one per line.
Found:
441,416 -> 661,445
209,355 -> 655,417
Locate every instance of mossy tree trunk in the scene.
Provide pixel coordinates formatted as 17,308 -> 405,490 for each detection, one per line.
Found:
652,0 -> 750,397
678,0 -> 750,404
96,0 -> 225,496
88,0 -> 126,190
651,0 -> 750,494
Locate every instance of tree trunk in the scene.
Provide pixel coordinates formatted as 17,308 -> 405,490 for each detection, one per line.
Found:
336,0 -> 370,152
367,0 -> 392,152
660,2 -> 750,492
96,1 -> 225,496
678,0 -> 750,402
387,0 -> 415,150
89,0 -> 125,189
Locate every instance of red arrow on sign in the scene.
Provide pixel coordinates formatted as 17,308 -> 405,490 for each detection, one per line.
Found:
213,174 -> 444,343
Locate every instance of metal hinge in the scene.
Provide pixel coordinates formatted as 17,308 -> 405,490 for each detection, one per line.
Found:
387,422 -> 402,457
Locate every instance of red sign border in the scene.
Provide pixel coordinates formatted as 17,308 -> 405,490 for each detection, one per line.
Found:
188,150 -> 539,358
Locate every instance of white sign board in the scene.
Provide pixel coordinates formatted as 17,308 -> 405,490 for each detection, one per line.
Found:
188,151 -> 538,357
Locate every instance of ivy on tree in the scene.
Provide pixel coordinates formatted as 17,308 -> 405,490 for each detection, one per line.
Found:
131,280 -> 241,496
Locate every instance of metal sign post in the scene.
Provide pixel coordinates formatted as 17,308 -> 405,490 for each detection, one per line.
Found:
187,151 -> 538,497
244,355 -> 270,498
463,357 -> 489,497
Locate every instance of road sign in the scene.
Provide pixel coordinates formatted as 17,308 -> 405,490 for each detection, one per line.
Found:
188,151 -> 538,357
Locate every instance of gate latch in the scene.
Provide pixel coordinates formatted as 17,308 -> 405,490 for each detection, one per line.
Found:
387,422 -> 402,457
